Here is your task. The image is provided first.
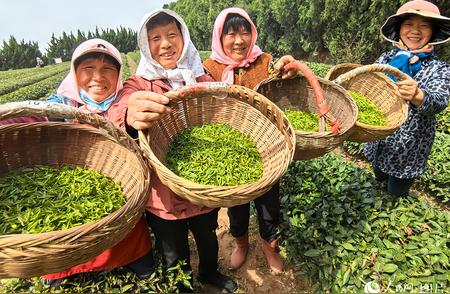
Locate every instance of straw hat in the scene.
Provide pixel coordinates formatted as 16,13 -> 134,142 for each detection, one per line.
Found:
381,0 -> 450,45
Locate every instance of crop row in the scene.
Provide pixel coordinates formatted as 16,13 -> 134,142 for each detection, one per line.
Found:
0,71 -> 67,104
0,63 -> 69,96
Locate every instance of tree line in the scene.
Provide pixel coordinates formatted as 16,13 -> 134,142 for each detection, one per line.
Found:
1,0 -> 449,71
0,27 -> 136,70
165,0 -> 449,63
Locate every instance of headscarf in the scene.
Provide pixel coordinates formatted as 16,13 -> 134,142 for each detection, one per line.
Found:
388,40 -> 434,80
56,38 -> 123,113
210,7 -> 263,84
136,9 -> 204,90
381,0 -> 450,46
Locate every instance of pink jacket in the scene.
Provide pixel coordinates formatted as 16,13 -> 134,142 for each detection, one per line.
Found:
116,74 -> 215,220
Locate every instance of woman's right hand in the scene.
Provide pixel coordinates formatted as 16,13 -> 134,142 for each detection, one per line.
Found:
126,91 -> 171,130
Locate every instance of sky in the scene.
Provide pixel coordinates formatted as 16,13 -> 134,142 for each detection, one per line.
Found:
0,0 -> 173,53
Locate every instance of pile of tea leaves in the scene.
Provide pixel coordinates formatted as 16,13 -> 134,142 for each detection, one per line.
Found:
285,109 -> 321,132
166,123 -> 263,186
0,166 -> 125,234
350,91 -> 387,126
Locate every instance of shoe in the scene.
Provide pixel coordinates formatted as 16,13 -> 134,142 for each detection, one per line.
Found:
261,238 -> 283,275
230,233 -> 249,270
197,271 -> 237,293
42,277 -> 64,288
125,249 -> 156,279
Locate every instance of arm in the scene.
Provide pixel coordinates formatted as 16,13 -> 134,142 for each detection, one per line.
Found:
108,77 -> 171,136
396,61 -> 450,115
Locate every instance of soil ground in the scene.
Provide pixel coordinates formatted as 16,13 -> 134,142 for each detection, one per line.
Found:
190,208 -> 312,293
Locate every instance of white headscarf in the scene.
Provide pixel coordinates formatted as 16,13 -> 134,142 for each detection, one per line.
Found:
136,9 -> 205,89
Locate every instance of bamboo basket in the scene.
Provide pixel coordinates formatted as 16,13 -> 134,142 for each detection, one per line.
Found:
255,61 -> 358,160
325,63 -> 408,142
0,101 -> 150,278
139,82 -> 295,208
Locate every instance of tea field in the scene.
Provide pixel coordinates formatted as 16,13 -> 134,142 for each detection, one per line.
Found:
0,56 -> 449,293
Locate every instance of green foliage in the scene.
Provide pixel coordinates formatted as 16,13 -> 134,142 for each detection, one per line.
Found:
0,258 -> 192,293
421,132 -> 450,203
280,153 -> 450,292
285,110 -> 320,132
349,91 -> 387,126
0,36 -> 43,70
305,61 -> 333,78
199,50 -> 211,62
127,51 -> 141,64
342,141 -> 365,158
166,124 -> 263,186
0,166 -> 125,234
45,27 -> 137,65
0,70 -> 67,103
120,53 -> 131,80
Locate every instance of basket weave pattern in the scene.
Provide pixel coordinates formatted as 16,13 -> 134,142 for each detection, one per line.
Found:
255,73 -> 357,160
139,83 -> 295,208
0,101 -> 150,278
326,63 -> 408,142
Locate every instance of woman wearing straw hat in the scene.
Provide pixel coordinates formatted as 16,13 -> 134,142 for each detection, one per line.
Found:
364,0 -> 450,197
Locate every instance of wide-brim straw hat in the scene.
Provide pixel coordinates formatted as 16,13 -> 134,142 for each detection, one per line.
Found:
381,0 -> 450,45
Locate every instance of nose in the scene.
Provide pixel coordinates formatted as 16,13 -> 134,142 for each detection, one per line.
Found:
234,34 -> 244,44
161,37 -> 172,49
92,69 -> 104,81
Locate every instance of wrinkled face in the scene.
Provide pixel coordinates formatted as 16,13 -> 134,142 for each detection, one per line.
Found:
148,22 -> 184,69
221,26 -> 252,62
400,15 -> 433,50
75,57 -> 119,102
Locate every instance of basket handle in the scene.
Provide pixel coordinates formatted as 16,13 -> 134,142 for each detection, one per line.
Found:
283,61 -> 340,134
0,101 -> 137,149
333,64 -> 409,85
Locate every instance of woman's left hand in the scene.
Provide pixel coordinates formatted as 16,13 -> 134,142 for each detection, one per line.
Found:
395,77 -> 425,107
274,55 -> 298,79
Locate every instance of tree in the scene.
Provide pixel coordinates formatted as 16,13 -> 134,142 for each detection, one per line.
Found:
0,36 -> 43,70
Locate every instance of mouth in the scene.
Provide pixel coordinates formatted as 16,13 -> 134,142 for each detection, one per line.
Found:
160,51 -> 176,59
88,85 -> 108,93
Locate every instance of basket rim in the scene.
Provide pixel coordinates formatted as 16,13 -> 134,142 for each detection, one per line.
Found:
255,75 -> 359,135
139,83 -> 296,199
0,124 -> 150,240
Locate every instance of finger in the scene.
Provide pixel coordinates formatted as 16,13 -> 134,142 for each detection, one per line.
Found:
130,120 -> 154,131
136,99 -> 172,114
132,91 -> 170,104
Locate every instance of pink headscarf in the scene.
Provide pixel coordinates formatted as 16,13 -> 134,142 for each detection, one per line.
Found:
210,7 -> 263,84
56,38 -> 123,113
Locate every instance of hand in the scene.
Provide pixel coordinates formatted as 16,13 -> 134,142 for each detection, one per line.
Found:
274,55 -> 298,79
126,91 -> 171,130
395,77 -> 424,107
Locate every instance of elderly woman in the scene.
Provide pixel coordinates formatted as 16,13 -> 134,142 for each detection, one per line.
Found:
364,0 -> 450,197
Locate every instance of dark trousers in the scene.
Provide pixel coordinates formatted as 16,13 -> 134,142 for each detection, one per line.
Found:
146,209 -> 219,277
228,182 -> 280,241
373,166 -> 415,197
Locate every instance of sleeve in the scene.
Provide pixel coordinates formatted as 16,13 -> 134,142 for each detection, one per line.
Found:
412,61 -> 450,116
105,75 -> 143,136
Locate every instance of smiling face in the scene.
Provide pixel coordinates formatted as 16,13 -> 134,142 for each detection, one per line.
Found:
399,15 -> 433,50
221,25 -> 252,62
75,57 -> 119,102
147,21 -> 184,69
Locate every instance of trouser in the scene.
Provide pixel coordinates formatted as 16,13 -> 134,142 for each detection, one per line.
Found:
373,166 -> 415,197
146,208 -> 219,277
228,181 -> 280,241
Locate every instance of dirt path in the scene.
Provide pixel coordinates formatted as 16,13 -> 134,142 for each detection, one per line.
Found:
190,208 -> 311,293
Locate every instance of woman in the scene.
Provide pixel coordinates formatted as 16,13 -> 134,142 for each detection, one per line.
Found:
43,38 -> 154,283
364,0 -> 450,197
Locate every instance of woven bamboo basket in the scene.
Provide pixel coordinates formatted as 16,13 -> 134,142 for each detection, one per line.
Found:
139,82 -> 295,208
0,101 -> 150,278
325,63 -> 409,142
255,61 -> 358,160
